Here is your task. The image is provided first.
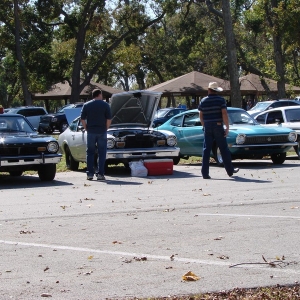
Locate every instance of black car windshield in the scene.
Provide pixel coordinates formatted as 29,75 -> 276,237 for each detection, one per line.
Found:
228,110 -> 258,125
0,115 -> 35,133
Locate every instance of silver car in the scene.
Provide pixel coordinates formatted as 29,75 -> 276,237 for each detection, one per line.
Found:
58,90 -> 180,171
255,106 -> 300,158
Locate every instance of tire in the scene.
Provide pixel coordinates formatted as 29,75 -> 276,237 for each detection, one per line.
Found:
65,146 -> 79,171
9,170 -> 23,177
294,143 -> 300,159
172,156 -> 181,165
271,153 -> 286,164
60,122 -> 68,133
213,145 -> 224,167
38,164 -> 56,181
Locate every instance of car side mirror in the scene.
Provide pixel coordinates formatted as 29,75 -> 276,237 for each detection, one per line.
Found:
78,125 -> 85,131
275,119 -> 282,124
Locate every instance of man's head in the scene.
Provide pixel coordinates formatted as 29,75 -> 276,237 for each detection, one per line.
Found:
92,89 -> 103,99
208,82 -> 223,93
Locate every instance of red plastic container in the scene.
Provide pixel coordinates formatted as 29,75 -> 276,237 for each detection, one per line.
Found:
143,159 -> 173,176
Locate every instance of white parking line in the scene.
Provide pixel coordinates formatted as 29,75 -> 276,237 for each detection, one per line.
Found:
1,240 -> 299,274
195,213 -> 300,219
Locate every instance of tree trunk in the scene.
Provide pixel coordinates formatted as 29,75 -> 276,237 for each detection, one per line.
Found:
13,0 -> 32,105
221,0 -> 241,107
273,30 -> 286,99
267,0 -> 286,99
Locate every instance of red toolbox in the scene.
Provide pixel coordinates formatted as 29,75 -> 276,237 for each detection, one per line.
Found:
143,159 -> 173,176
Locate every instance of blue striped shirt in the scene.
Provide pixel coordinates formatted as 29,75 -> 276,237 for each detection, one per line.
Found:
198,95 -> 227,124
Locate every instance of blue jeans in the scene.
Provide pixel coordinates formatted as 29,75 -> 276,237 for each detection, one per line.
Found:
202,123 -> 234,177
86,132 -> 107,177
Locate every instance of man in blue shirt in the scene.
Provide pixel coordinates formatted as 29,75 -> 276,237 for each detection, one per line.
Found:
81,89 -> 112,180
198,82 -> 239,179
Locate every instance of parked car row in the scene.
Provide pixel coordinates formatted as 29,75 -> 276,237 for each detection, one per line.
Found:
157,107 -> 298,165
3,104 -> 84,134
247,99 -> 300,117
58,91 -> 180,171
2,94 -> 300,181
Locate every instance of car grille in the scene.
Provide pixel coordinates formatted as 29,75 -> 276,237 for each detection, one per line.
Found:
0,145 -> 43,156
124,134 -> 155,148
245,135 -> 288,144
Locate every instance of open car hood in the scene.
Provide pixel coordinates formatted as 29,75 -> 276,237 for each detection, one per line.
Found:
110,90 -> 162,128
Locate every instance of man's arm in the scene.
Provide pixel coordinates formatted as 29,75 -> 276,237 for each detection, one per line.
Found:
199,111 -> 204,126
221,108 -> 230,137
106,119 -> 111,130
81,119 -> 87,131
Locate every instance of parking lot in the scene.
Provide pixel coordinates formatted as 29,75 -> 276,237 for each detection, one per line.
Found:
0,157 -> 300,299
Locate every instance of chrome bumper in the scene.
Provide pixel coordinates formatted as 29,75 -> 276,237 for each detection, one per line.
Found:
0,153 -> 62,167
106,147 -> 180,159
231,142 -> 297,148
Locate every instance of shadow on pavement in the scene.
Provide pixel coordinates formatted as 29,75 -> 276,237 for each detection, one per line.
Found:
0,174 -> 73,190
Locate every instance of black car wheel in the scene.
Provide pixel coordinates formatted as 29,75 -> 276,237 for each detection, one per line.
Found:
65,146 -> 79,171
38,164 -> 56,181
271,152 -> 286,164
172,156 -> 181,165
9,170 -> 23,176
60,122 -> 68,133
294,143 -> 300,159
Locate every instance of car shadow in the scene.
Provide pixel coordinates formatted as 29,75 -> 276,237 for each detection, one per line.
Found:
0,174 -> 73,189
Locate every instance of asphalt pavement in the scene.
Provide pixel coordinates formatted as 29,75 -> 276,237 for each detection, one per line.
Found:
0,157 -> 300,299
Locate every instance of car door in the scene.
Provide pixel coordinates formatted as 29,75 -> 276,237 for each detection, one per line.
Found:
169,112 -> 204,156
67,119 -> 87,161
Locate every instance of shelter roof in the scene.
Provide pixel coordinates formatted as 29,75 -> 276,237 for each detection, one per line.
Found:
33,80 -> 123,100
239,73 -> 300,94
147,71 -> 230,96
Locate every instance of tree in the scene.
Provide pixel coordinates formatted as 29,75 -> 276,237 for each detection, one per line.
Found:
37,0 -> 166,103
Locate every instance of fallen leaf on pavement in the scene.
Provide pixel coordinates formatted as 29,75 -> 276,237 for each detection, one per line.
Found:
182,271 -> 200,281
41,293 -> 52,297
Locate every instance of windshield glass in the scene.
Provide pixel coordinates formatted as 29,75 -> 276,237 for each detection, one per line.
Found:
0,116 -> 35,132
155,109 -> 169,118
285,108 -> 300,122
228,110 -> 258,125
249,102 -> 271,111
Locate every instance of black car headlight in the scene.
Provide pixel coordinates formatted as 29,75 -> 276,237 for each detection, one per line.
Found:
167,136 -> 177,146
47,141 -> 59,153
288,132 -> 297,142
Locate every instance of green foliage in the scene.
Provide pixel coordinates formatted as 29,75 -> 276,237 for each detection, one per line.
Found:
1,0 -> 300,105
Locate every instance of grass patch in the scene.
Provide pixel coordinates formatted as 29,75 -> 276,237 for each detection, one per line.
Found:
133,284 -> 300,299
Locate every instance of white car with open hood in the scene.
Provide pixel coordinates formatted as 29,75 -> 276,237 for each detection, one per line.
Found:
58,90 -> 180,171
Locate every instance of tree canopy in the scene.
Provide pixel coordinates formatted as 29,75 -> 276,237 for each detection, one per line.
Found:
1,0 -> 300,108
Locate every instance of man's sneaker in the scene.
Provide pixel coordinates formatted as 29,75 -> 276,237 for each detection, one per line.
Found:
229,168 -> 239,177
87,175 -> 93,180
97,174 -> 106,181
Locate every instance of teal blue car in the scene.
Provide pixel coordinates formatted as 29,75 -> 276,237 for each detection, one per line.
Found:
157,107 -> 298,165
